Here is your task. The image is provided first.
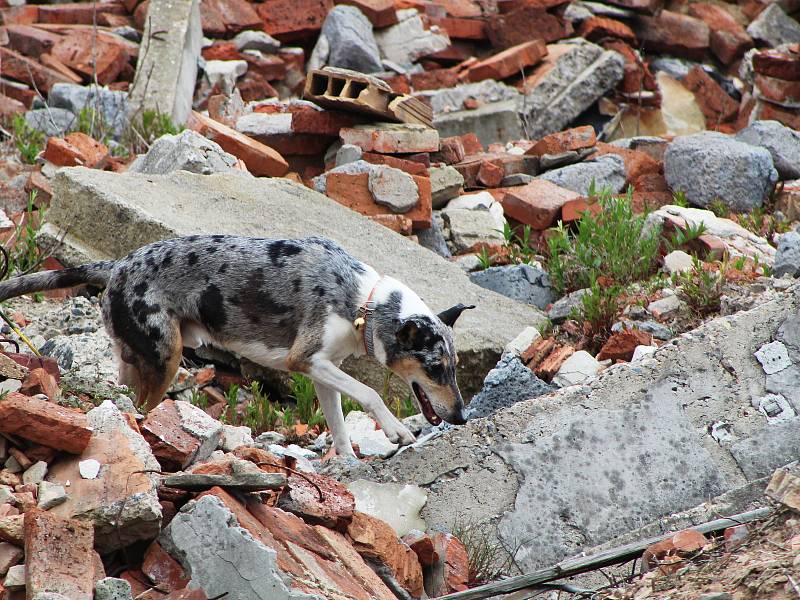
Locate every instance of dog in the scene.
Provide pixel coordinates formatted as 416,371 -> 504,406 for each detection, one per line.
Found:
0,235 -> 474,457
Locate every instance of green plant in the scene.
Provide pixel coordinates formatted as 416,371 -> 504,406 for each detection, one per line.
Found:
6,191 -> 47,283
665,221 -> 708,254
220,383 -> 240,424
11,114 -> 45,165
672,190 -> 689,208
341,395 -> 362,418
451,518 -> 516,585
673,258 -> 725,317
500,222 -> 537,265
708,199 -> 729,218
123,110 -> 182,154
762,264 -> 773,277
189,389 -> 209,410
476,246 -> 492,270
289,373 -> 326,430
76,106 -> 110,145
732,256 -> 747,271
571,279 -> 623,340
545,187 -> 661,294
735,207 -> 791,240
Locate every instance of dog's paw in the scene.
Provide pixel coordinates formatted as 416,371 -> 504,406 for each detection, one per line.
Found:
382,420 -> 416,446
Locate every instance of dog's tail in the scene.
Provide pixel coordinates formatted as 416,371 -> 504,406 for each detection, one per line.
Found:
0,261 -> 116,302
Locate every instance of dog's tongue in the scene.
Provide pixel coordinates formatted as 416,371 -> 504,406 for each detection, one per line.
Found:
416,386 -> 441,426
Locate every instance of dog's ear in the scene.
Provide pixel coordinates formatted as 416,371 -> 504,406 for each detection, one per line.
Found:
437,303 -> 476,327
396,318 -> 438,350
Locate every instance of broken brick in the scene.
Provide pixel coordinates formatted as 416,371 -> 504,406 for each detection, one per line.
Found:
0,5 -> 39,25
340,124 -> 439,154
603,40 -> 658,97
487,6 -> 572,48
142,541 -> 189,592
277,472 -> 355,530
403,531 -> 439,567
578,16 -> 637,45
635,11 -> 710,61
477,160 -> 504,187
753,48 -> 800,81
0,393 -> 92,454
24,509 -> 94,599
0,93 -> 26,119
36,2 -> 126,25
429,16 -> 487,40
18,368 -> 60,402
688,3 -> 752,64
501,179 -> 582,229
593,142 -> 661,185
201,0 -> 261,35
410,68 -> 460,91
535,344 -> 575,380
335,0 -> 397,27
50,29 -> 130,85
0,47 -> 72,93
528,126 -> 596,157
4,25 -> 61,57
467,39 -> 548,82
682,66 -> 739,124
369,214 -> 414,234
361,152 -> 429,176
346,511 -> 424,599
562,197 -> 602,222
755,73 -> 800,106
426,533 -> 469,596
188,111 -> 289,177
597,329 -> 653,362
434,136 -> 467,164
0,542 -> 23,578
42,132 -> 110,169
257,0 -> 334,41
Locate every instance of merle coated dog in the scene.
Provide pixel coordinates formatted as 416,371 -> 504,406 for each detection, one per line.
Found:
0,235 -> 474,457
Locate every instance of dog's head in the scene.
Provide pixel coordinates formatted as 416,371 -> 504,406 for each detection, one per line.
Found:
387,303 -> 474,426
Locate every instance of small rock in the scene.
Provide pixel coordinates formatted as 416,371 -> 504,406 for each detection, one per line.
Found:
775,230 -> 800,278
647,294 -> 685,319
469,264 -> 554,310
466,355 -> 552,419
746,4 -> 800,47
735,120 -> 800,180
94,577 -> 134,600
416,212 -> 452,258
309,5 -> 383,74
754,340 -> 792,374
549,289 -> 589,323
552,350 -> 601,387
597,329 -> 653,362
37,481 -> 67,510
233,30 -> 280,53
5,563 -> 25,590
127,130 -> 239,176
48,83 -> 129,138
220,425 -> 254,452
368,165 -> 419,213
696,593 -> 732,600
163,470 -> 285,492
430,166 -> 464,208
446,192 -> 505,229
663,250 -> 694,274
25,108 -> 76,137
335,143 -> 363,167
631,345 -> 657,361
539,152 -> 626,196
503,326 -> 543,359
347,480 -> 427,537
23,461 -> 48,485
203,59 -> 248,92
345,411 -> 398,458
78,459 -> 101,480
277,472 -> 355,529
374,9 -> 450,68
441,208 -> 504,253
141,399 -> 223,470
255,431 -> 285,446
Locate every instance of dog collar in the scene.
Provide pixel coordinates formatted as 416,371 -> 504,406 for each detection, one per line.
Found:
354,277 -> 382,357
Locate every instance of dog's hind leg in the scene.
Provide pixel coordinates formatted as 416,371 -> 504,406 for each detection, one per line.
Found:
313,381 -> 356,458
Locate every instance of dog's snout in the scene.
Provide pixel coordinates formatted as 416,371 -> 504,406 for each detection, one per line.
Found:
448,408 -> 467,425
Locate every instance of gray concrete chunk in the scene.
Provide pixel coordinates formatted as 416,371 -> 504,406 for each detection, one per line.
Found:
730,419 -> 800,479
127,130 -> 239,175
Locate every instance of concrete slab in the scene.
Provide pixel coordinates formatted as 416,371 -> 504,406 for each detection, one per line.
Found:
127,0 -> 202,125
433,100 -> 524,148
41,167 -> 546,396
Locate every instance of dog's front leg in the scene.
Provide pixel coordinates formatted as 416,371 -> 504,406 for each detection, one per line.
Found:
313,381 -> 356,458
308,359 -> 416,446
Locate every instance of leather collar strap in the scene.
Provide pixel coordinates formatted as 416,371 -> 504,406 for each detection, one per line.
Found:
355,277 -> 382,357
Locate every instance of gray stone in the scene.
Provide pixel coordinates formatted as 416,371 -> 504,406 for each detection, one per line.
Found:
539,154 -> 626,196
128,0 -> 202,125
753,393 -> 796,423
221,424 -> 254,452
37,481 -> 67,510
730,419 -> 800,479
368,164 -> 419,213
664,132 -> 778,213
697,594 -> 732,600
46,400 -> 162,553
522,41 -> 624,139
43,168 -> 545,398
416,212 -> 451,258
335,143 -> 362,167
48,84 -> 129,138
32,595 -> 70,600
735,120 -> 800,180
469,265 -> 554,310
754,340 -> 791,374
613,319 -> 673,341
440,207 -> 504,253
500,173 -> 535,187
552,350 -> 601,387
433,99 -> 524,148
663,249 -> 693,274
175,400 -> 224,465
233,30 -> 280,53
113,26 -> 140,42
774,230 -> 800,278
128,130 -> 239,175
430,166 -> 464,208
746,4 -> 800,47
647,294 -> 684,319
94,578 -> 134,600
22,461 -> 47,485
345,411 -> 399,458
374,9 -> 449,68
25,108 -> 75,137
309,5 -> 383,74
163,470 -> 286,492
161,495 -> 314,600
5,564 -> 25,590
427,80 -> 520,115
548,288 -> 589,323
203,59 -> 247,93
465,355 -> 553,419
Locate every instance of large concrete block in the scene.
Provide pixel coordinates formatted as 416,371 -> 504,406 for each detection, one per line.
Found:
128,0 -> 202,125
42,168 -> 546,397
433,100 -> 524,148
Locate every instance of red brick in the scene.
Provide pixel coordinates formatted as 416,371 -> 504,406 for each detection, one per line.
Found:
362,152 -> 429,176
426,533 -> 469,596
434,136 -> 467,164
0,542 -> 22,577
39,53 -> 84,85
37,2 -> 126,25
688,3 -> 752,64
753,47 -> 800,80
755,73 -> 800,105
635,11 -> 709,61
368,214 -> 413,234
50,29 -> 130,85
0,93 -> 25,119
487,6 -> 572,48
0,5 -> 38,25
325,172 -> 432,228
535,344 -> 575,380
597,329 -> 652,362
346,511 -> 424,599
24,509 -> 94,599
257,0 -> 334,41
578,16 -> 636,44
477,160 -> 504,187
133,0 -> 149,29
528,126 -> 596,157
236,72 -> 279,102
142,542 -> 189,592
335,0 -> 397,27
4,25 -> 61,57
562,197 -> 601,222
201,0 -> 261,35
0,393 -> 91,454
340,124 -> 439,154
594,142 -> 660,184
411,68 -> 460,91
460,132 -> 483,155
18,368 -> 60,402
277,472 -> 355,530
501,179 -> 582,229
3,354 -> 59,381
42,132 -> 110,169
289,109 -> 362,135
402,531 -> 439,566
429,16 -> 487,39
244,53 -> 287,81
602,40 -> 658,97
188,111 -> 289,177
0,47 -> 72,93
682,66 -> 738,124
468,39 -> 547,82
630,172 -> 672,213
600,0 -> 663,14
201,41 -> 241,61
454,152 -> 523,187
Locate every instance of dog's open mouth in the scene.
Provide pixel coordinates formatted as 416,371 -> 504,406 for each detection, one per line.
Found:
412,382 -> 442,426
